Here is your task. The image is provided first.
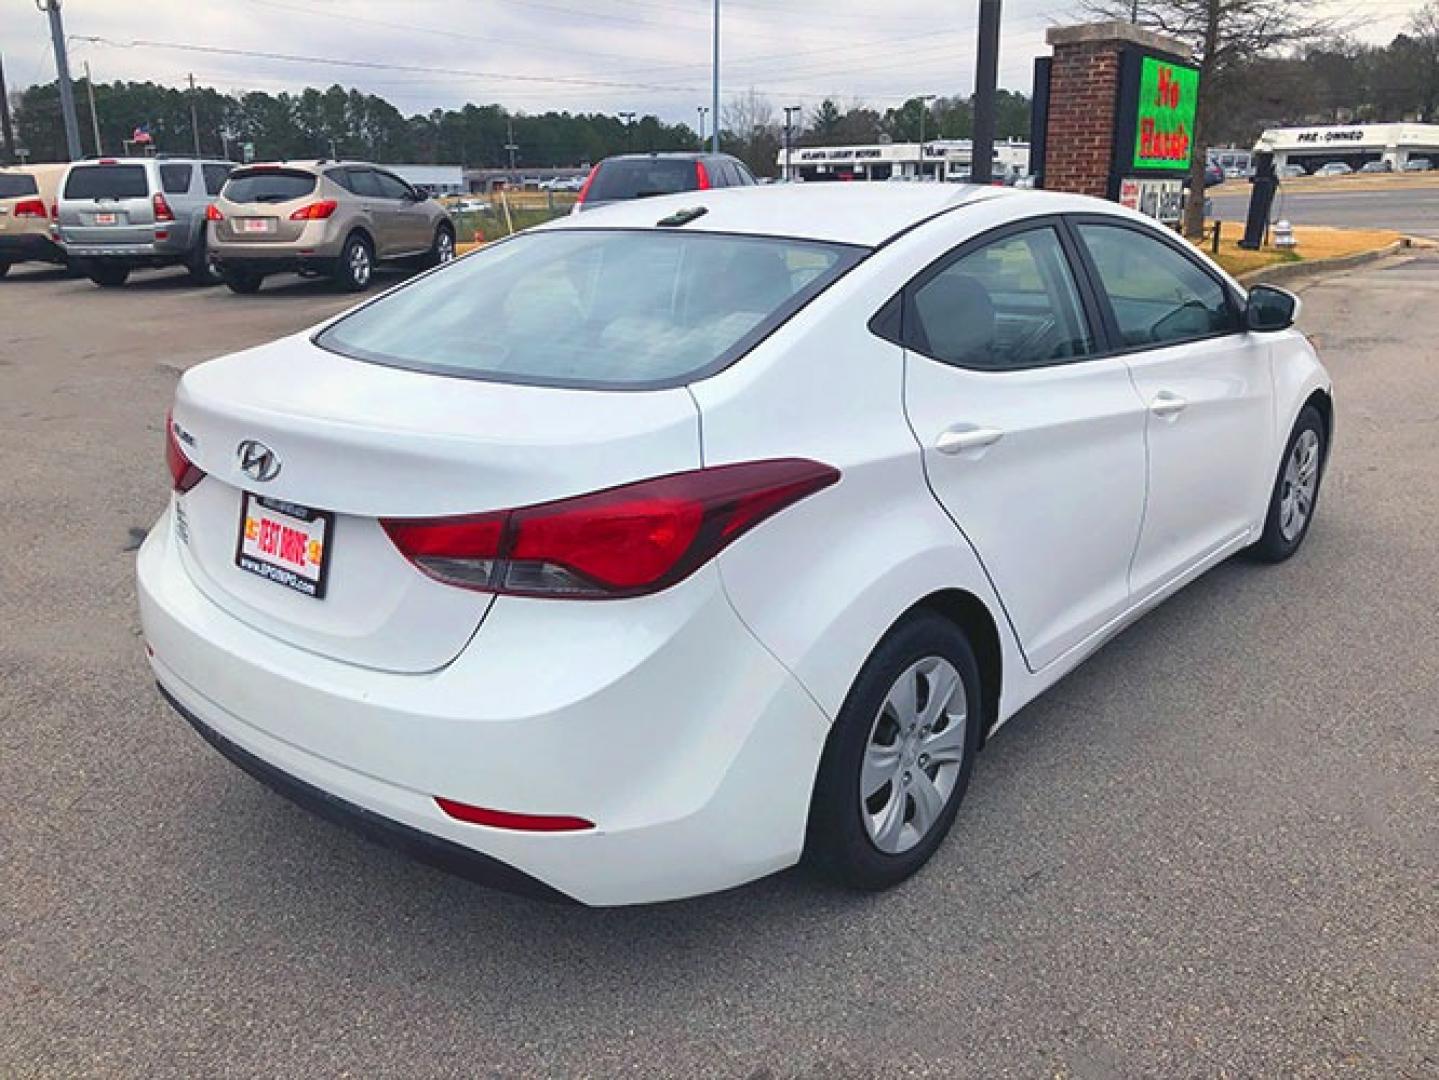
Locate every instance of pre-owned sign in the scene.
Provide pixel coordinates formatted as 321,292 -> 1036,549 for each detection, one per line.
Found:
1132,56 -> 1199,171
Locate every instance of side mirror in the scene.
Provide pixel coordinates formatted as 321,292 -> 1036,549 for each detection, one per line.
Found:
1246,284 -> 1300,332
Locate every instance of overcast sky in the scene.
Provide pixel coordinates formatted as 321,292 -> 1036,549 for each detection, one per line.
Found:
1,0 -> 1428,125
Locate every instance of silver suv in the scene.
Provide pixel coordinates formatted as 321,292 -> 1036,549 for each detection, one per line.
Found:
56,156 -> 234,287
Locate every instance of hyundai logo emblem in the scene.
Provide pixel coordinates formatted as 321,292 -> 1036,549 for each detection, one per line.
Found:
237,440 -> 281,483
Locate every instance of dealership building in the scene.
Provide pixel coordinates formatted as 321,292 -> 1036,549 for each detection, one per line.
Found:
1253,123 -> 1439,172
777,138 -> 1031,183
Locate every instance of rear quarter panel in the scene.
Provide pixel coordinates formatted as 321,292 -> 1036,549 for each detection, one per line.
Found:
689,231 -> 1030,726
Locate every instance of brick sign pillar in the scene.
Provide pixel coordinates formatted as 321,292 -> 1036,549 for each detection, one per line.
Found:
1033,21 -> 1196,201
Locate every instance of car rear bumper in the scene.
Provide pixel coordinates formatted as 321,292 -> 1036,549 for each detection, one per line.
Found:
64,241 -> 188,266
211,252 -> 341,276
0,233 -> 66,264
137,504 -> 832,906
159,684 -> 576,902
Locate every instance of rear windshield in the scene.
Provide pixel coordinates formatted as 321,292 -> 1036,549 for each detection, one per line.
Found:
316,229 -> 865,389
223,168 -> 317,204
64,165 -> 149,200
0,173 -> 39,199
589,159 -> 700,202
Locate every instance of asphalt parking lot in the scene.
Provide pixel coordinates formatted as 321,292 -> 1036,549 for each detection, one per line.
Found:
2,255 -> 1436,1078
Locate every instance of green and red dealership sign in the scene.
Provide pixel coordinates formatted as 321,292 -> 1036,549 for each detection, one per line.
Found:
1131,56 -> 1199,171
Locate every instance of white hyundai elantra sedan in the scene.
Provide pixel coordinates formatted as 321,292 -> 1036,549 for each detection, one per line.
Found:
138,183 -> 1332,906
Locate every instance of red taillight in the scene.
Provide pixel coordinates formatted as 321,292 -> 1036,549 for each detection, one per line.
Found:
574,165 -> 599,205
289,200 -> 338,221
205,203 -> 223,222
434,798 -> 593,832
152,192 -> 176,222
165,410 -> 205,493
49,200 -> 58,220
382,459 -> 839,599
695,161 -> 711,190
13,198 -> 47,219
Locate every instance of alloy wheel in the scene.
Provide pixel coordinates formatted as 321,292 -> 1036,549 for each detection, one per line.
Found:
860,656 -> 968,855
1279,428 -> 1320,542
350,244 -> 372,287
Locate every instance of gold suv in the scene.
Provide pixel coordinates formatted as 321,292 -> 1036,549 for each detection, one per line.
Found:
0,164 -> 69,277
208,161 -> 456,293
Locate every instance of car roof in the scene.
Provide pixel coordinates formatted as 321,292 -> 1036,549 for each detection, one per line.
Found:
602,152 -> 740,162
541,183 -> 1080,247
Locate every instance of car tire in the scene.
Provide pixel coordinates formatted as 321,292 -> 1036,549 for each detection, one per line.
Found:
1249,404 -> 1327,563
222,269 -> 264,295
88,264 -> 131,288
334,233 -> 374,292
423,224 -> 456,269
0,261 -> 11,279
805,612 -> 982,891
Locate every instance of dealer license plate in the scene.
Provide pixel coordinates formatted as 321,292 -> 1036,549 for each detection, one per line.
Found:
94,212 -> 118,226
235,493 -> 333,599
239,218 -> 275,234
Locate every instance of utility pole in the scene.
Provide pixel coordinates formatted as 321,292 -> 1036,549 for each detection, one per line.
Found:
917,94 -> 937,179
618,111 -> 636,150
504,116 -> 518,172
83,60 -> 101,155
188,72 -> 201,157
37,0 -> 83,161
1130,0 -> 1140,22
711,0 -> 720,152
697,106 -> 709,150
782,105 -> 801,181
0,52 -> 16,163
972,0 -> 1001,185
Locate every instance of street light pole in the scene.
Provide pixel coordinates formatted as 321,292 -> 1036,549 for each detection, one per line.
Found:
697,106 -> 708,150
711,0 -> 720,153
36,0 -> 83,161
618,111 -> 637,150
972,0 -> 1002,185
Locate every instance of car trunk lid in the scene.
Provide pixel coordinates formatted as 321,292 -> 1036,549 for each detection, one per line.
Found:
169,333 -> 701,672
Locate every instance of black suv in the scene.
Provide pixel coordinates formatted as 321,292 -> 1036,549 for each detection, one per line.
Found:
573,152 -> 756,213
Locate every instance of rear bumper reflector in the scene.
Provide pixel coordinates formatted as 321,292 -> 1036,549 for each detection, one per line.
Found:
434,797 -> 594,833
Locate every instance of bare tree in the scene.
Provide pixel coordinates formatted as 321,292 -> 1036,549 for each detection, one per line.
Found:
1080,0 -> 1332,235
1408,1 -> 1439,120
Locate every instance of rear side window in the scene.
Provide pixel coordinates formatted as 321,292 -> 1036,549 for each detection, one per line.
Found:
223,168 -> 317,204
588,159 -> 699,201
160,164 -> 193,194
0,173 -> 39,199
1076,222 -> 1238,348
909,227 -> 1094,370
346,169 -> 384,198
317,229 -> 864,388
64,165 -> 148,200
202,164 -> 233,195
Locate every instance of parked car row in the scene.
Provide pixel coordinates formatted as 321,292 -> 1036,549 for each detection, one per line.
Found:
0,156 -> 456,293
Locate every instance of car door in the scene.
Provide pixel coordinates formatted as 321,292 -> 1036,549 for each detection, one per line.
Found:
372,170 -> 429,253
1070,217 -> 1276,598
158,163 -> 200,251
345,168 -> 399,257
900,219 -> 1149,672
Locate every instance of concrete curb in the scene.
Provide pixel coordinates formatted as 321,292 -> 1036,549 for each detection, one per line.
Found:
1238,239 -> 1411,287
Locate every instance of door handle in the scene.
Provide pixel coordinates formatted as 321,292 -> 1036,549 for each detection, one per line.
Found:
1150,391 -> 1188,419
936,425 -> 1005,455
